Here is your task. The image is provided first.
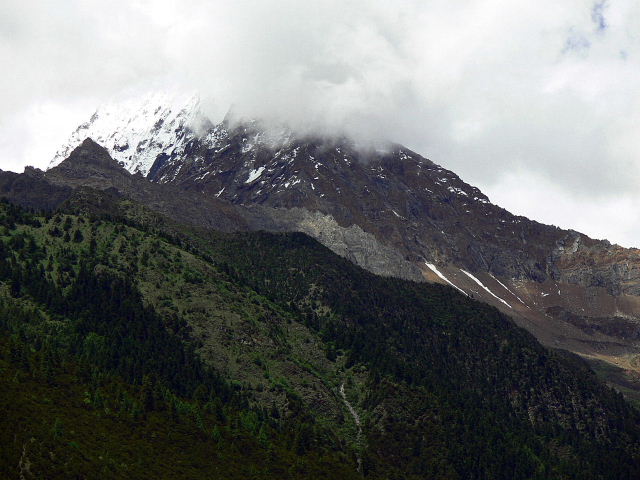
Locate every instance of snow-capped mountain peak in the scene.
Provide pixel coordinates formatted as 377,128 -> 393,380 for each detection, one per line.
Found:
49,91 -> 202,176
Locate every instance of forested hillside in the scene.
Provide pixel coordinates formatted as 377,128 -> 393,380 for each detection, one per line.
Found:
1,196 -> 639,479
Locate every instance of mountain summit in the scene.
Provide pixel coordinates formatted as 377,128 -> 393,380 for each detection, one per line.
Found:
49,92 -> 203,176
41,92 -> 640,398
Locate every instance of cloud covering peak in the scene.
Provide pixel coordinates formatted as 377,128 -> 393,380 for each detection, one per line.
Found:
1,0 -> 640,245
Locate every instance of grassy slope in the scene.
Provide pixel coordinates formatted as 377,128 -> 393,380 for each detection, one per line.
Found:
0,338 -> 358,480
30,210 -> 364,440
0,204 -> 360,479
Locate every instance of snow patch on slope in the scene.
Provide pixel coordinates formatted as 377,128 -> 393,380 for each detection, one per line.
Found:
461,270 -> 512,308
245,166 -> 265,183
425,263 -> 467,296
488,273 -> 528,307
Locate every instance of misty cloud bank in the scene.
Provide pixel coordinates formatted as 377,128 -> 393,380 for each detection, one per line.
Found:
1,0 -> 640,246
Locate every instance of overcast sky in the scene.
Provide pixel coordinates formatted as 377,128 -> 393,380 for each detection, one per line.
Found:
1,0 -> 639,246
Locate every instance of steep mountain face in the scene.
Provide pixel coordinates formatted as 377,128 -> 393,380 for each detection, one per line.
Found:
13,93 -> 640,394
9,138 -> 420,281
2,199 -> 640,479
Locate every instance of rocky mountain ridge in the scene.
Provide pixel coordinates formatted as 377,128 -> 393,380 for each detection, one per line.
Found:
9,93 -> 640,397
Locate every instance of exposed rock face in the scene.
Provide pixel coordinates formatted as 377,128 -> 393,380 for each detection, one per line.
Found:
0,167 -> 72,211
553,235 -> 640,297
145,118 -> 570,281
14,95 -> 640,397
255,207 -> 425,282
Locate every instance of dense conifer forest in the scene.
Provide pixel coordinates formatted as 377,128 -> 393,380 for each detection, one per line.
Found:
1,196 -> 640,479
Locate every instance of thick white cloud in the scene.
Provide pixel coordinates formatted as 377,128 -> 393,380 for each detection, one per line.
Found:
1,0 -> 639,246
